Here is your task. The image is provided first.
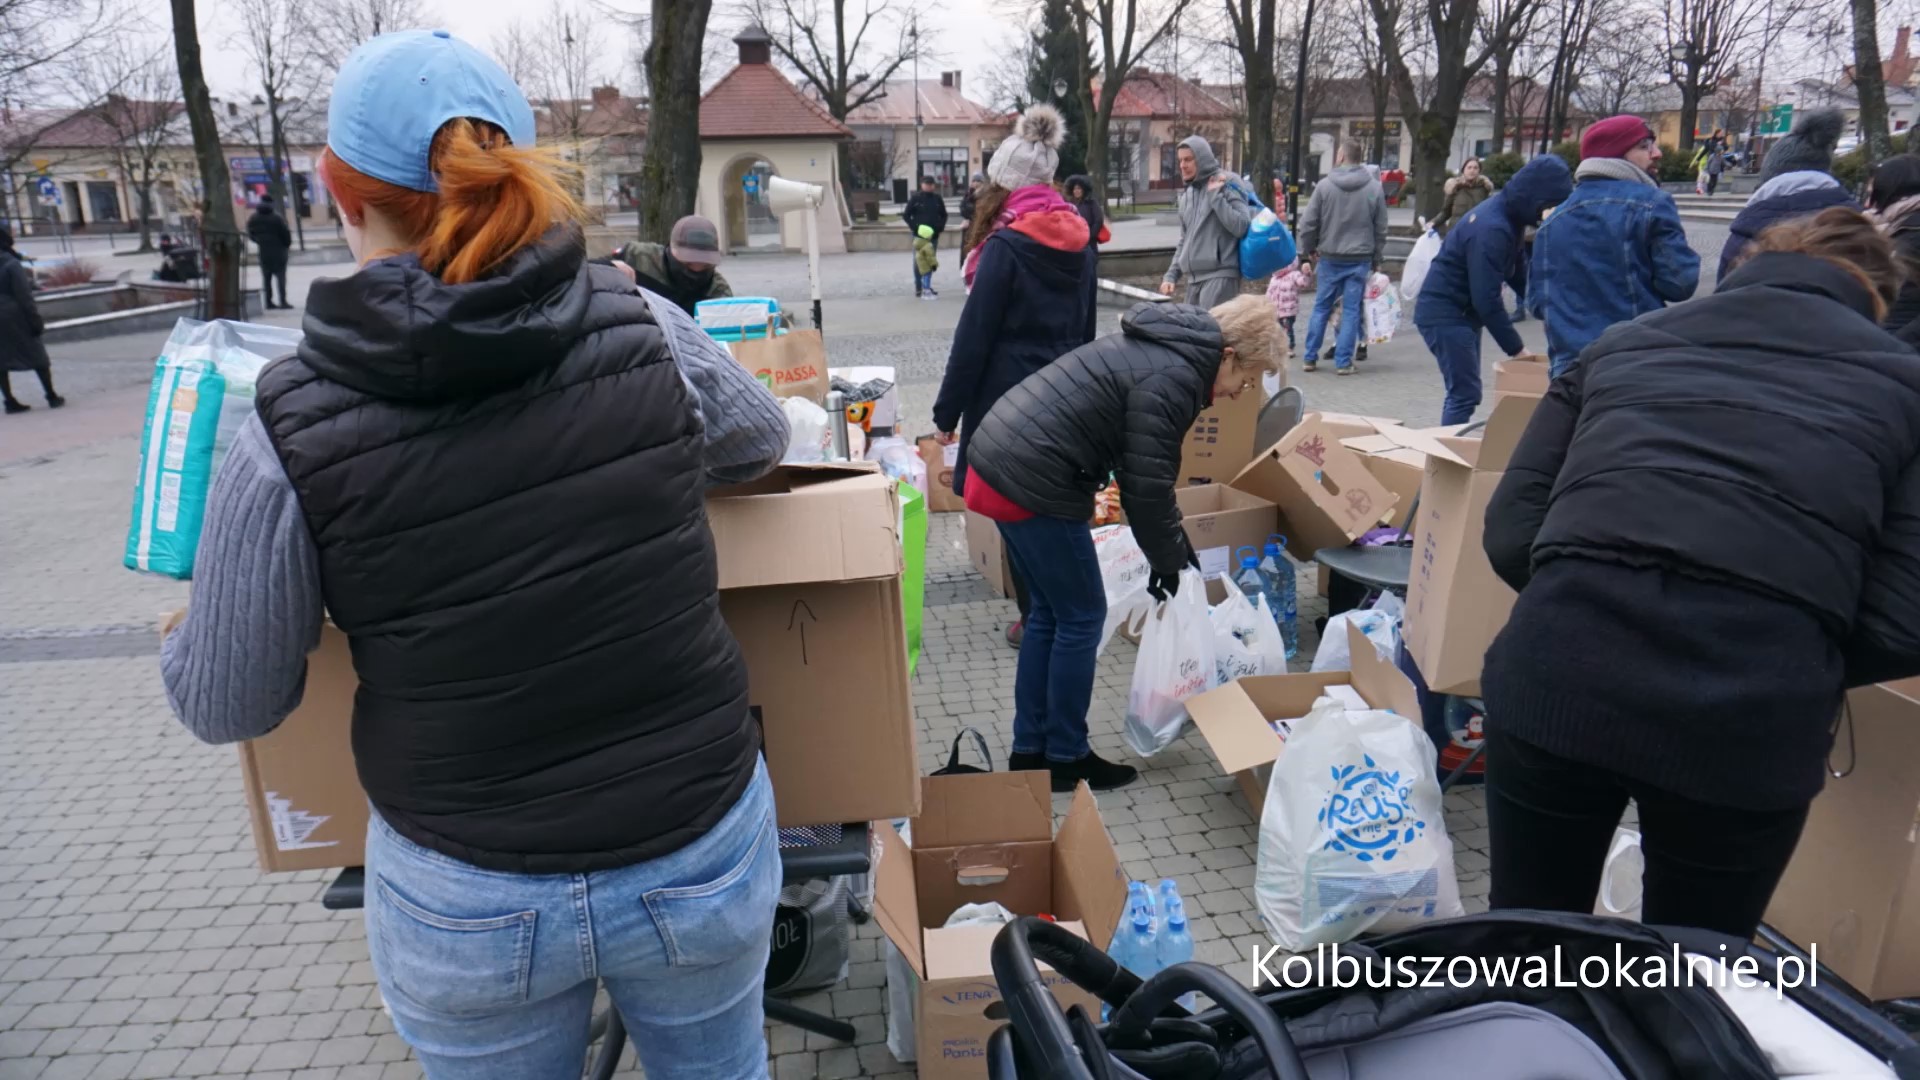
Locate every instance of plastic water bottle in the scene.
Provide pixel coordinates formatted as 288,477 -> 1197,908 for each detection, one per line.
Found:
1157,896 -> 1198,1013
1104,883 -> 1160,1020
1234,547 -> 1280,626
1258,535 -> 1300,660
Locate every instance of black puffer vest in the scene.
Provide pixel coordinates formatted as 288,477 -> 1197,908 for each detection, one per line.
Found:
255,229 -> 758,874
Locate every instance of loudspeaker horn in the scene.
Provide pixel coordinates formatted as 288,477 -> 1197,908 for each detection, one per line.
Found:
765,174 -> 824,216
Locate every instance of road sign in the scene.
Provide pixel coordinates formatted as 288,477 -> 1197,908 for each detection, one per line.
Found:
743,173 -> 760,194
35,176 -> 56,198
1761,104 -> 1793,136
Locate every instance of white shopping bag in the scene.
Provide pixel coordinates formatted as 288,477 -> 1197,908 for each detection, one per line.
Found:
1210,578 -> 1289,682
1123,568 -> 1217,757
1093,525 -> 1153,653
1363,273 -> 1400,344
1310,593 -> 1404,673
1255,696 -> 1464,950
1399,229 -> 1442,301
1596,827 -> 1643,921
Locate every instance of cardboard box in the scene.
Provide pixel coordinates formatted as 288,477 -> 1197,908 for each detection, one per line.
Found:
1764,679 -> 1920,1000
1176,385 -> 1268,489
917,437 -> 965,513
1175,484 -> 1281,577
965,510 -> 1017,599
216,463 -> 920,872
1314,412 -> 1402,442
1403,395 -> 1539,697
1492,354 -> 1549,401
708,463 -> 920,829
1228,414 -> 1400,558
1339,427 -> 1445,532
235,623 -> 370,872
874,772 -> 1126,1076
1184,620 -> 1421,812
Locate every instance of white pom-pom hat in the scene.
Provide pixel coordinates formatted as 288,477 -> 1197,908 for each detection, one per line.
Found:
986,103 -> 1067,191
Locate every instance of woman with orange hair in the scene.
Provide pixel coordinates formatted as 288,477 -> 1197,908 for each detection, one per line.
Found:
159,30 -> 791,1078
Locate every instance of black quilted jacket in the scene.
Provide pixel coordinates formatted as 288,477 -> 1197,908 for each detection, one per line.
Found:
966,302 -> 1223,575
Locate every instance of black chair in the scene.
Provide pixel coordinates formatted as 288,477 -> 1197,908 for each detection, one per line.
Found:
1313,419 -> 1485,608
323,821 -> 874,1079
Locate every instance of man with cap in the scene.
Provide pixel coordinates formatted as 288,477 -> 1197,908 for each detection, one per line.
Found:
1718,108 -> 1856,279
903,175 -> 950,297
613,215 -> 732,316
1527,114 -> 1699,377
245,193 -> 294,309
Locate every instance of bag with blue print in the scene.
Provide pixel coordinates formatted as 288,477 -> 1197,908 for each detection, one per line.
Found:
1254,694 -> 1463,951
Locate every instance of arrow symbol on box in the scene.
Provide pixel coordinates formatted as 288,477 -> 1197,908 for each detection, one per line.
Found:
788,600 -> 818,665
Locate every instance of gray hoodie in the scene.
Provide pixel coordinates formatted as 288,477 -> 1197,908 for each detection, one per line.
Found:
1163,135 -> 1253,286
1296,163 -> 1388,263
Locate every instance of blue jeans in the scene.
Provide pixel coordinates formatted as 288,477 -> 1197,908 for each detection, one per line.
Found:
1300,257 -> 1370,370
998,516 -> 1106,761
1420,322 -> 1484,425
366,757 -> 780,1080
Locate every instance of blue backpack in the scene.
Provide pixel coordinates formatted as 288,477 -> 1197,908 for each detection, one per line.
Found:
1229,177 -> 1297,280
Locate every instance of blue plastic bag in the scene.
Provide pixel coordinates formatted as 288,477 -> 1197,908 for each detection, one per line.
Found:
1233,179 -> 1297,280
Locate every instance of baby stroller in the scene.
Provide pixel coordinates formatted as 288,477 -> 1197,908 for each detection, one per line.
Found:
987,912 -> 1920,1079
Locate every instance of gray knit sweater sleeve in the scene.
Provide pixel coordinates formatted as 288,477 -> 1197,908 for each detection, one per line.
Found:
160,413 -> 323,745
641,286 -> 791,485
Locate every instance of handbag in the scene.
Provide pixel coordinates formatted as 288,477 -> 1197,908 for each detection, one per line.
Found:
1232,178 -> 1298,281
933,727 -> 995,776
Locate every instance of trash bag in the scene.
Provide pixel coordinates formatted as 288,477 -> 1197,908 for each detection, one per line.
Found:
125,318 -> 303,580
1310,593 -> 1404,673
1210,578 -> 1289,682
1399,229 -> 1442,301
1093,525 -> 1153,654
1255,695 -> 1464,950
1124,568 -> 1218,757
1363,273 -> 1401,344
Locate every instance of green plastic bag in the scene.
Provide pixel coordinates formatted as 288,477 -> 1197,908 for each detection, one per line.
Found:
899,481 -> 928,675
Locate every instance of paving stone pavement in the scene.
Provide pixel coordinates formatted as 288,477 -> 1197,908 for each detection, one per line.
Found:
0,222 -> 1727,1078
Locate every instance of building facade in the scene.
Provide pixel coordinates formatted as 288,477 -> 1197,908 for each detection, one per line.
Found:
842,72 -> 1010,199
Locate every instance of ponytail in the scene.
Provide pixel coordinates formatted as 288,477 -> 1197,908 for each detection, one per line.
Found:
319,118 -> 582,284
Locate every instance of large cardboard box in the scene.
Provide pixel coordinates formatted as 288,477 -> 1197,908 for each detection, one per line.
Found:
1338,426 -> 1451,532
1314,412 -> 1402,442
217,463 -> 920,872
965,510 -> 1017,598
1184,620 -> 1421,813
1403,395 -> 1539,697
1492,354 -> 1549,402
1172,484 -> 1281,577
874,772 -> 1126,1076
1229,414 -> 1400,558
1176,385 -> 1267,489
1764,679 -> 1920,1000
917,437 -> 966,513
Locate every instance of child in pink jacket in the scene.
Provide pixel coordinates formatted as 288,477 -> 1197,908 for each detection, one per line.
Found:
1266,259 -> 1312,351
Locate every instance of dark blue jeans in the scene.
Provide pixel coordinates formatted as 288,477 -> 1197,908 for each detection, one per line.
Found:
1420,321 -> 1484,425
1300,257 -> 1370,370
997,516 -> 1107,762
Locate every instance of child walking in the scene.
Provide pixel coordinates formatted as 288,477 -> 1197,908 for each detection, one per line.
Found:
914,224 -> 939,299
1265,258 -> 1311,352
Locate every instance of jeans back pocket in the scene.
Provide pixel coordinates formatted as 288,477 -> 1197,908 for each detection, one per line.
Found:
643,814 -> 779,969
372,876 -> 537,1016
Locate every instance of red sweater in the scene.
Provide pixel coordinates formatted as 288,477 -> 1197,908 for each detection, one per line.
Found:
962,469 -> 1036,522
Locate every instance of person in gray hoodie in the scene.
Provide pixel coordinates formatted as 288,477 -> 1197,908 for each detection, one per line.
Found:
1295,138 -> 1388,373
1159,135 -> 1252,307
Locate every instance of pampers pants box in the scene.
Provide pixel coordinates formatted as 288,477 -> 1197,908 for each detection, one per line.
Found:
874,772 -> 1126,1078
199,462 -> 921,873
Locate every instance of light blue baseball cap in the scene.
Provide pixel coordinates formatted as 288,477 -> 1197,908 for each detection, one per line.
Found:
326,29 -> 535,193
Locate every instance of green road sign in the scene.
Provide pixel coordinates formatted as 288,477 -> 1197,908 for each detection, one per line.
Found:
1760,104 -> 1793,136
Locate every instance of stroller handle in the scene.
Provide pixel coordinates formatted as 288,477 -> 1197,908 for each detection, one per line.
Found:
991,917 -> 1108,1079
1110,962 -> 1312,1080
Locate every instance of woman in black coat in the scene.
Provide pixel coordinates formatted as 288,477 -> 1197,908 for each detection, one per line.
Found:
1866,153 -> 1920,344
1480,208 -> 1920,938
0,226 -> 60,413
1064,173 -> 1105,251
962,297 -> 1283,792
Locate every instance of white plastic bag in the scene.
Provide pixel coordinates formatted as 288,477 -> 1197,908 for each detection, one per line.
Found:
1363,274 -> 1400,344
1210,580 -> 1289,682
1399,229 -> 1442,301
1094,525 -> 1153,653
1255,696 -> 1464,950
1123,568 -> 1217,757
1596,827 -> 1643,921
1310,593 -> 1404,673
944,902 -> 1017,928
781,396 -> 829,462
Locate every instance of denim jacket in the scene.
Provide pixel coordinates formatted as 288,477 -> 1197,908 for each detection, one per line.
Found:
1528,177 -> 1699,375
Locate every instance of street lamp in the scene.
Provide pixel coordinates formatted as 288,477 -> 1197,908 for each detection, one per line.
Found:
1285,0 -> 1318,220
1052,77 -> 1069,101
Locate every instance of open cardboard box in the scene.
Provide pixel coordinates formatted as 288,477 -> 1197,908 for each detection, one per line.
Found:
1493,354 -> 1549,402
1177,383 -> 1269,489
1338,425 -> 1462,532
1184,620 -> 1421,813
1229,413 -> 1399,558
213,462 -> 920,873
1402,395 -> 1538,696
875,772 -> 1126,1077
1764,678 -> 1920,1000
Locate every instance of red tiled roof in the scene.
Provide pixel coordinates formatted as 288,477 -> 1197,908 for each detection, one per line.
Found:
536,95 -> 649,140
843,79 -> 1004,125
702,62 -> 853,139
1099,72 -> 1236,119
31,99 -> 185,148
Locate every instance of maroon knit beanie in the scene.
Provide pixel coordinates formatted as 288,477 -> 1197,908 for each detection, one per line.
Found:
1581,115 -> 1656,160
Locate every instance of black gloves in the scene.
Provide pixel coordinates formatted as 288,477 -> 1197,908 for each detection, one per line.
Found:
1147,571 -> 1180,602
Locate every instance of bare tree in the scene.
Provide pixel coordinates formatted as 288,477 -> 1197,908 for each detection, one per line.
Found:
1850,0 -> 1892,162
171,0 -> 243,318
980,24 -> 1041,113
1479,0 -> 1548,153
491,20 -> 541,86
1573,16 -> 1665,116
2,0 -> 119,105
1224,0 -> 1279,188
234,0 -> 321,248
305,0 -> 437,68
1074,0 -> 1197,205
1342,0 -> 1404,162
747,0 -> 929,211
67,34 -> 182,252
638,0 -> 713,241
1661,0 -> 1771,153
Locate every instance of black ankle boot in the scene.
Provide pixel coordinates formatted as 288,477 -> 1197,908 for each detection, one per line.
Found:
1049,751 -> 1138,792
4,399 -> 28,415
45,393 -> 64,408
1008,751 -> 1047,773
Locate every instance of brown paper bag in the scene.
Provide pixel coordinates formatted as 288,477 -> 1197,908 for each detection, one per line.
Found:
729,328 -> 828,404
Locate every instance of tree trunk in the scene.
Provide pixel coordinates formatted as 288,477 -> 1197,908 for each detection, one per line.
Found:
1677,77 -> 1700,155
638,0 -> 711,243
1490,55 -> 1509,154
170,0 -> 244,320
1851,0 -> 1893,163
1246,67 -> 1277,191
1411,112 -> 1460,220
1370,87 -> 1388,162
135,161 -> 154,253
